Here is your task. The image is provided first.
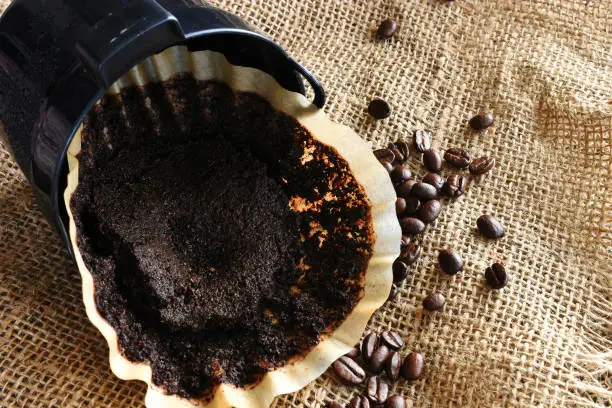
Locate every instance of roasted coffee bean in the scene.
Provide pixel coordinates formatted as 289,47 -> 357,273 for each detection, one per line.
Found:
374,148 -> 395,163
441,174 -> 467,197
395,197 -> 407,217
422,172 -> 445,191
390,164 -> 412,184
444,147 -> 471,168
366,376 -> 389,405
404,197 -> 421,215
485,263 -> 508,289
385,395 -> 406,408
376,19 -> 398,40
401,352 -> 424,380
387,284 -> 399,302
385,351 -> 401,381
396,179 -> 416,198
326,401 -> 343,408
381,161 -> 394,172
417,199 -> 441,224
411,182 -> 437,201
333,356 -> 366,384
368,99 -> 391,120
469,156 -> 496,175
361,332 -> 379,361
477,214 -> 505,238
400,235 -> 411,247
369,345 -> 391,374
469,112 -> 494,130
392,258 -> 409,283
399,242 -> 421,265
400,217 -> 425,235
413,129 -> 431,153
388,143 -> 405,163
438,249 -> 463,275
422,292 -> 445,311
381,331 -> 403,350
395,141 -> 410,161
423,149 -> 442,173
345,347 -> 361,359
349,396 -> 371,408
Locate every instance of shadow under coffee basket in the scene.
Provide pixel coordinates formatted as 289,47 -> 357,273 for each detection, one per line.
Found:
0,0 -> 325,257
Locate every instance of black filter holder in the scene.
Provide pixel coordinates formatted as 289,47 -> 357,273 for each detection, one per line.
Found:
0,0 -> 325,257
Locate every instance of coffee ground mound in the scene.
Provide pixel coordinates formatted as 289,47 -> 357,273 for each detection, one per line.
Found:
70,76 -> 374,400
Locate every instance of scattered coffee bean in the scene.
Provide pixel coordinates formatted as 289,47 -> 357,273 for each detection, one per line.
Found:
392,259 -> 409,283
403,196 -> 421,215
477,214 -> 505,238
396,179 -> 417,198
368,99 -> 391,120
373,148 -> 395,163
376,19 -> 398,40
422,172 -> 445,191
390,164 -> 412,184
399,242 -> 421,265
345,347 -> 361,359
366,376 -> 389,405
381,161 -> 394,172
333,356 -> 366,385
444,147 -> 471,168
388,143 -> 405,163
395,197 -> 407,217
326,401 -> 343,408
469,156 -> 496,175
441,174 -> 467,197
422,292 -> 445,311
417,199 -> 441,224
400,235 -> 411,246
469,112 -> 494,130
380,331 -> 404,350
413,129 -> 432,153
361,332 -> 379,361
411,182 -> 437,201
349,396 -> 371,408
400,217 -> 426,235
369,345 -> 391,374
438,249 -> 463,275
485,263 -> 508,289
395,141 -> 410,160
385,395 -> 406,408
401,352 -> 424,380
387,283 -> 399,302
423,149 -> 442,173
385,351 -> 401,382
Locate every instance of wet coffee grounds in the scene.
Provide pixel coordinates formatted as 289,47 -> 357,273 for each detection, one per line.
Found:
70,76 -> 374,400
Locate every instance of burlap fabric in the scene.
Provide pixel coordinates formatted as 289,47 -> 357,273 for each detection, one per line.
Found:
1,0 -> 610,407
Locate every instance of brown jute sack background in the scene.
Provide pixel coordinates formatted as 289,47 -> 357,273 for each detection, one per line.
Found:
1,0 -> 611,406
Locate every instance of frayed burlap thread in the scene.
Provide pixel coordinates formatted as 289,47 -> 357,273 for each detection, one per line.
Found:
1,0 -> 610,407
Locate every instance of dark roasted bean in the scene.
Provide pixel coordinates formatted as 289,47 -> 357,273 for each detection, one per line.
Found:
469,156 -> 496,175
333,356 -> 366,384
385,395 -> 406,408
374,148 -> 395,163
366,376 -> 389,405
422,172 -> 445,191
477,214 -> 505,238
361,332 -> 379,361
396,179 -> 416,198
381,331 -> 403,350
399,242 -> 421,266
326,401 -> 343,408
400,217 -> 425,235
390,164 -> 412,184
444,147 -> 471,168
417,199 -> 441,224
349,396 -> 371,408
400,235 -> 411,247
395,141 -> 410,161
401,352 -> 424,380
411,182 -> 437,201
423,149 -> 442,173
438,249 -> 463,275
413,129 -> 431,153
469,112 -> 494,130
441,174 -> 467,197
369,345 -> 391,374
345,347 -> 361,359
376,19 -> 398,40
385,352 -> 401,382
388,143 -> 405,163
404,197 -> 421,215
381,161 -> 394,172
392,259 -> 409,283
396,197 -> 407,217
422,292 -> 445,311
485,263 -> 508,289
387,284 -> 399,303
368,99 -> 391,120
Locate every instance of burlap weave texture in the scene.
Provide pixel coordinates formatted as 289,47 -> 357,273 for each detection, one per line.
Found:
0,0 -> 610,407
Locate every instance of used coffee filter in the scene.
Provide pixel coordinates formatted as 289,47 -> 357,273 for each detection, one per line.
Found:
64,46 -> 401,407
